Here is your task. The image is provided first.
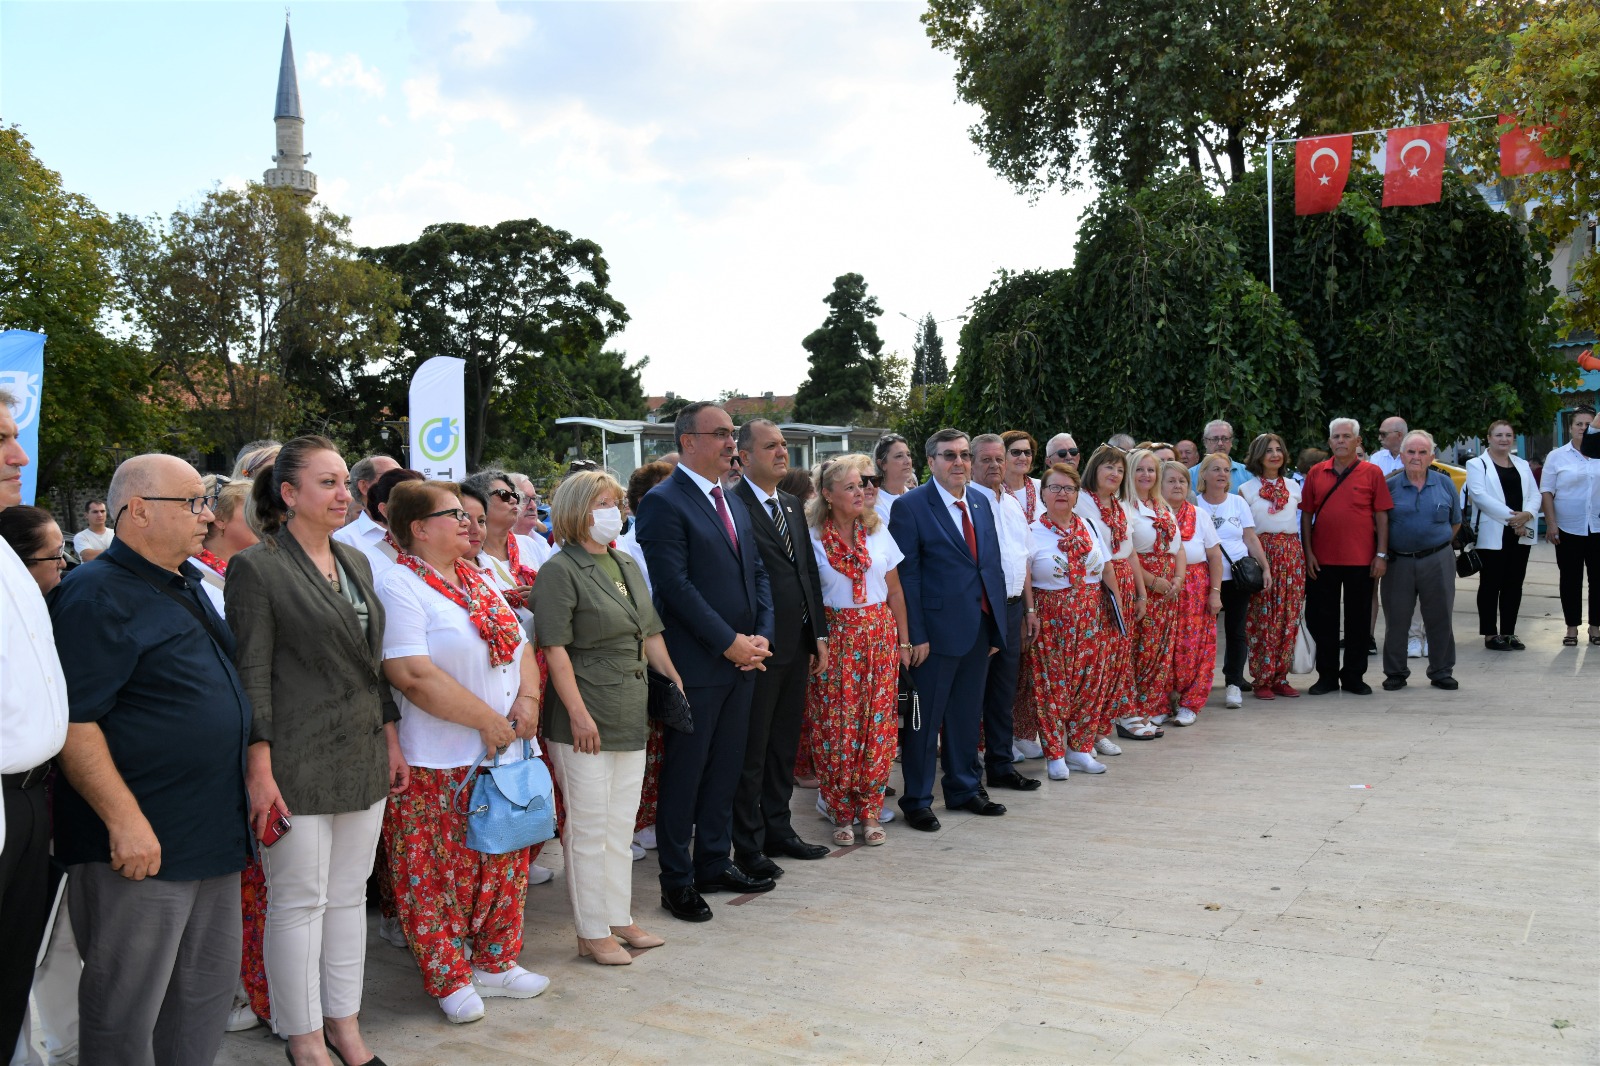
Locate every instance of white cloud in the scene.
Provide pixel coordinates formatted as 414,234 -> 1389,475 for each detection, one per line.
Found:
448,3 -> 535,67
303,51 -> 387,98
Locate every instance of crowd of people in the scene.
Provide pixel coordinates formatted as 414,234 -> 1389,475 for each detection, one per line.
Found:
0,388 -> 1583,1065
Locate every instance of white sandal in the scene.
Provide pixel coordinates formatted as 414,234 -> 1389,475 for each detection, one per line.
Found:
1114,716 -> 1163,740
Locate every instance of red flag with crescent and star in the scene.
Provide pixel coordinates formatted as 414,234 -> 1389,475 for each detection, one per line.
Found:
1294,134 -> 1352,215
1499,114 -> 1570,176
1382,122 -> 1449,207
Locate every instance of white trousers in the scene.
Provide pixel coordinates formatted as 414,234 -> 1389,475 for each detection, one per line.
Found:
547,743 -> 645,939
260,799 -> 385,1037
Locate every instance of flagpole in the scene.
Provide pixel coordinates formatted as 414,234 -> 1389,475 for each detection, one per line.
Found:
1266,136 -> 1276,292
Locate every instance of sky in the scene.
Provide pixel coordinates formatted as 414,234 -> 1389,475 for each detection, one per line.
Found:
0,1 -> 1092,401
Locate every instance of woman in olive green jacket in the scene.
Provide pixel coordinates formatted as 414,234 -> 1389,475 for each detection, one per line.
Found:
534,470 -> 683,967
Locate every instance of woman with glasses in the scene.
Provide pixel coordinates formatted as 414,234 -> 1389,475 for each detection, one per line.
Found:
805,454 -> 910,846
376,480 -> 550,1021
0,504 -> 68,595
226,435 -> 406,1066
1075,446 -> 1154,740
462,469 -> 549,631
1467,420 -> 1539,650
190,476 -> 258,612
1164,461 -> 1223,726
873,434 -> 916,521
1000,430 -> 1043,520
1128,448 -> 1185,725
1196,452 -> 1272,710
1239,434 -> 1304,699
1540,405 -> 1600,646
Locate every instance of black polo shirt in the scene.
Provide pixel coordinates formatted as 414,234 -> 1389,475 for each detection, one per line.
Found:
49,539 -> 253,881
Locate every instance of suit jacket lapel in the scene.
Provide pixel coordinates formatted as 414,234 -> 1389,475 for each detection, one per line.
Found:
924,484 -> 972,559
676,468 -> 740,558
566,543 -> 640,619
278,531 -> 370,665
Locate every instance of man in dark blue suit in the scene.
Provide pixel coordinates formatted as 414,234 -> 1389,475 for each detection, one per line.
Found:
636,401 -> 776,922
888,428 -> 1011,831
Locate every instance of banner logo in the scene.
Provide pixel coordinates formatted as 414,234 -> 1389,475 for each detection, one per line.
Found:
418,416 -> 460,462
0,369 -> 40,430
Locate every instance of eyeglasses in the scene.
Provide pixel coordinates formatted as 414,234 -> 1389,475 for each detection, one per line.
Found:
118,494 -> 220,522
1042,484 -> 1078,495
934,451 -> 973,463
1051,448 -> 1080,459
1007,448 -> 1033,457
24,550 -> 68,564
1204,435 -> 1234,445
686,429 -> 736,442
425,507 -> 470,523
488,488 -> 522,505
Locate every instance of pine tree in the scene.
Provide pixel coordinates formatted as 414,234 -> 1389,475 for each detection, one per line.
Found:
792,273 -> 885,425
911,313 -> 948,390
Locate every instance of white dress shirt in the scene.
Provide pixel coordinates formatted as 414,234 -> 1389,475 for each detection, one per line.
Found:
931,478 -> 992,546
874,491 -> 898,524
0,538 -> 70,850
188,554 -> 227,612
985,485 -> 1031,597
331,510 -> 385,552
1540,443 -> 1600,535
1372,449 -> 1405,477
1239,477 -> 1303,535
809,526 -> 905,609
615,526 -> 652,593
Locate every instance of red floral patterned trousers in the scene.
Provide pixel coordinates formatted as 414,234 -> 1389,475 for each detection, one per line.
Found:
1132,551 -> 1180,718
1248,532 -> 1306,688
807,604 -> 899,826
240,856 -> 270,1021
1102,557 -> 1137,722
1018,585 -> 1107,757
1174,561 -> 1218,712
382,766 -> 531,998
633,720 -> 665,833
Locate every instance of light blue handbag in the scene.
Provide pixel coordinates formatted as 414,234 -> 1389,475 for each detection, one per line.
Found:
450,741 -> 556,855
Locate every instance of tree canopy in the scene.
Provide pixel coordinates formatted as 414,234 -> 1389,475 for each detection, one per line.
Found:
792,272 -> 886,425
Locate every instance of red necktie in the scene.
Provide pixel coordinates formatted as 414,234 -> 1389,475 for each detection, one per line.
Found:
711,485 -> 739,550
954,499 -> 990,615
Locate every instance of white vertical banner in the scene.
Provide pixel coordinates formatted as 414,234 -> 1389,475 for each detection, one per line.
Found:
408,356 -> 465,480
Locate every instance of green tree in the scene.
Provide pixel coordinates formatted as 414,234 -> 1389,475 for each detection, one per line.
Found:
547,346 -> 648,420
911,312 -> 948,395
873,351 -> 912,426
0,126 -> 170,495
365,220 -> 629,468
793,272 -> 885,425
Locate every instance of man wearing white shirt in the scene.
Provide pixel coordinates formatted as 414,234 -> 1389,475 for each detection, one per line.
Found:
1372,417 -> 1407,477
340,454 -> 399,529
0,388 -> 71,1056
73,500 -> 114,560
972,436 -> 1041,792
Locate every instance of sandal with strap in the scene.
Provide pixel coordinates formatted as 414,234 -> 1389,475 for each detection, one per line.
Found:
1114,717 -> 1163,741
863,824 -> 886,846
1564,632 -> 1579,646
832,826 -> 855,846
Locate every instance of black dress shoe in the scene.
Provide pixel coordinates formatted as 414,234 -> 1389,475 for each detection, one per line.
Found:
1307,679 -> 1339,695
660,885 -> 713,922
903,807 -> 941,832
1505,636 -> 1525,650
694,866 -> 776,894
1382,676 -> 1406,691
736,853 -> 784,880
1342,679 -> 1373,695
325,1039 -> 386,1066
1485,635 -> 1511,650
947,795 -> 1007,816
768,836 -> 829,860
986,771 -> 1042,792
1430,676 -> 1459,690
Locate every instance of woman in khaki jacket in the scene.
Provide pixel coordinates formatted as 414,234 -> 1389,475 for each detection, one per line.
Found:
533,470 -> 683,966
227,435 -> 405,1066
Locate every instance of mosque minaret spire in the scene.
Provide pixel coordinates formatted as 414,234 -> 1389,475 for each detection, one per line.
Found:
263,14 -> 317,199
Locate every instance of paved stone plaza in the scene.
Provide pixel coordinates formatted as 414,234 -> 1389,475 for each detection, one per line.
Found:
219,546 -> 1599,1064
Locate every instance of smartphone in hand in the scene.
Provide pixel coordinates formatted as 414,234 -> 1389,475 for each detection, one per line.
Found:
260,802 -> 292,847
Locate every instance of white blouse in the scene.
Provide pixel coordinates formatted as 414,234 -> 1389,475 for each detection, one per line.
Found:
480,532 -> 547,637
1196,493 -> 1255,581
1027,516 -> 1108,591
378,565 -> 534,770
1177,505 -> 1221,565
1130,499 -> 1182,556
809,526 -> 904,609
1239,477 -> 1302,535
1007,477 -> 1043,522
1074,494 -> 1135,561
1540,443 -> 1600,535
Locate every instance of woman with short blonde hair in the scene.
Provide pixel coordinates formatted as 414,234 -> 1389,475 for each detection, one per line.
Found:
1128,448 -> 1185,724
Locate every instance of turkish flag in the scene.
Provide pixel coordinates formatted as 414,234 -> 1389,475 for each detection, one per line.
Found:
1382,122 -> 1449,207
1294,135 -> 1352,215
1499,114 -> 1570,176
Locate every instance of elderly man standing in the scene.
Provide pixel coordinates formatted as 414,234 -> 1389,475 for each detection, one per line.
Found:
1190,420 -> 1250,492
333,452 -> 399,535
1043,432 -> 1081,471
1381,431 -> 1461,691
1176,440 -> 1201,468
1301,419 -> 1393,696
1372,417 -> 1407,477
0,388 -> 70,1059
50,454 -> 253,1066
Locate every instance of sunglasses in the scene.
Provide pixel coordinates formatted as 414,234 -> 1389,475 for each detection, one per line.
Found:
1007,448 -> 1033,457
1052,448 -> 1080,459
860,475 -> 882,488
488,488 -> 522,505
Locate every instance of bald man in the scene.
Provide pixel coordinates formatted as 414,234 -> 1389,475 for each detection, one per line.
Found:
1176,440 -> 1200,468
51,454 -> 253,1066
1372,416 -> 1407,477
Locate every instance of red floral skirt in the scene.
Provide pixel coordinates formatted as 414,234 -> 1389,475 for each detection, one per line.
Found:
806,603 -> 899,826
1248,532 -> 1306,688
1100,557 -> 1137,722
1173,560 -> 1218,712
1132,550 -> 1180,718
1018,583 -> 1107,757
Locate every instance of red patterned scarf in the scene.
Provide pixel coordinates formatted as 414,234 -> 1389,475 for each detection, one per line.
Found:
821,519 -> 871,605
1178,501 -> 1198,541
1040,512 -> 1091,585
1259,477 -> 1290,514
395,550 -> 524,667
195,548 -> 228,576
1147,503 -> 1176,555
1094,494 -> 1128,553
500,533 -> 539,608
1012,479 -> 1037,520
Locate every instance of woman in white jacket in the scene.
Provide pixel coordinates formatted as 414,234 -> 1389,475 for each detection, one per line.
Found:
1466,420 -> 1539,650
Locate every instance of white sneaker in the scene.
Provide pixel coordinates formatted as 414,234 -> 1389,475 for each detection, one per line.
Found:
439,985 -> 486,1024
225,1001 -> 260,1033
1148,713 -> 1169,725
1407,637 -> 1423,658
1016,737 -> 1044,760
1421,639 -> 1430,656
816,795 -> 837,824
1011,742 -> 1027,763
1095,737 -> 1122,756
1064,750 -> 1106,774
633,825 -> 657,850
472,965 -> 550,999
1174,708 -> 1197,727
1046,758 -> 1070,780
879,807 -> 896,824
527,864 -> 555,885
377,913 -> 408,949
630,842 -> 646,861
1225,685 -> 1243,708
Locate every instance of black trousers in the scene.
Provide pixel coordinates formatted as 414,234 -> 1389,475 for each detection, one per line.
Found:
1306,563 -> 1374,685
1554,530 -> 1600,628
656,675 -> 755,889
1476,530 -> 1532,635
976,598 -> 1025,778
0,781 -> 53,1057
731,644 -> 810,861
1218,579 -> 1252,688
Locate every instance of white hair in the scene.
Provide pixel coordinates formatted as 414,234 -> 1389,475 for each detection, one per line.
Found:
1329,417 -> 1361,437
1045,432 -> 1075,452
1203,419 -> 1232,438
1401,429 -> 1436,452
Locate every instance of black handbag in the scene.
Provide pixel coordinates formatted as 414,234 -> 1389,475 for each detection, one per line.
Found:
896,666 -> 921,733
646,668 -> 694,734
1220,543 -> 1266,595
1455,546 -> 1483,578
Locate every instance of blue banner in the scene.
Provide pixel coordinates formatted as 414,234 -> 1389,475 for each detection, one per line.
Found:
0,329 -> 46,506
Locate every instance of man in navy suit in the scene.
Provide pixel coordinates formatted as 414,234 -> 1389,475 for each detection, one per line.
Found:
636,401 -> 776,922
888,428 -> 1010,831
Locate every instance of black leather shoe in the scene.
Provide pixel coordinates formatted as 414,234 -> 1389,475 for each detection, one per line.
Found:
903,807 -> 941,832
694,866 -> 776,894
1307,679 -> 1339,695
660,885 -> 713,922
1430,676 -> 1459,690
1342,679 -> 1373,695
1382,676 -> 1406,691
947,795 -> 1007,816
768,836 -> 829,861
736,853 -> 784,880
986,771 -> 1042,792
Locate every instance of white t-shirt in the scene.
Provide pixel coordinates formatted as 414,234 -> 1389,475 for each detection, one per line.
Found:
809,526 -> 904,609
1196,493 -> 1255,580
1027,516 -> 1107,591
1129,499 -> 1181,556
73,527 -> 113,556
986,488 -> 1031,597
1007,478 -> 1043,522
1239,477 -> 1303,535
874,491 -> 898,524
1176,504 -> 1221,565
378,565 -> 534,770
1074,494 -> 1135,561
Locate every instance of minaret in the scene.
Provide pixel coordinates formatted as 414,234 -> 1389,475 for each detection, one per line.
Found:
263,18 -> 317,199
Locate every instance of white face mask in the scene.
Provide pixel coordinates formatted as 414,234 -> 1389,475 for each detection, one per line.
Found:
589,506 -> 623,544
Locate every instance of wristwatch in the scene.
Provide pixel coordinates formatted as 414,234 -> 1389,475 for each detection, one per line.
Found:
1375,552 -> 1389,560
